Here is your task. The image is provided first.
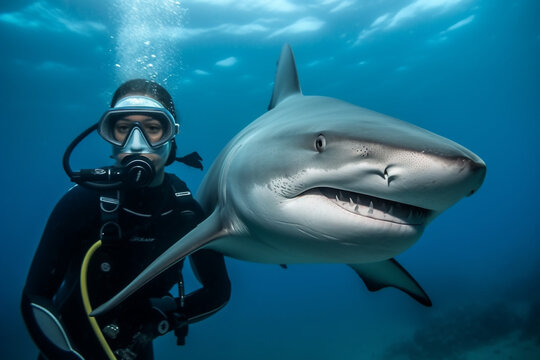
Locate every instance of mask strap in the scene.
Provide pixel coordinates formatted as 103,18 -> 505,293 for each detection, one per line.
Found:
175,152 -> 203,170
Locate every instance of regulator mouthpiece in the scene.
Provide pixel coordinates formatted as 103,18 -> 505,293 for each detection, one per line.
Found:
121,155 -> 156,188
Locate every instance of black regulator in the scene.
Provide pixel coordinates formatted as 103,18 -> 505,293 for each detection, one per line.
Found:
63,123 -> 156,190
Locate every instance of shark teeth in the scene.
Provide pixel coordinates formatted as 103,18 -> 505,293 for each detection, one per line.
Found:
317,187 -> 430,225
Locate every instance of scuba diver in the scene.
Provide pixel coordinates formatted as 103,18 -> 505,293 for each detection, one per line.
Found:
21,79 -> 231,360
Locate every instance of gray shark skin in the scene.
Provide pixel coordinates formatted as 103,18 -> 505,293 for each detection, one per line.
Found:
92,44 -> 486,315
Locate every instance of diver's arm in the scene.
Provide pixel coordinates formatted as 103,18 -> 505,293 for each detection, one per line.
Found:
182,249 -> 231,323
21,186 -> 96,359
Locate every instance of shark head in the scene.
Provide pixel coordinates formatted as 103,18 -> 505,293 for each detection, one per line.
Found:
214,45 -> 486,263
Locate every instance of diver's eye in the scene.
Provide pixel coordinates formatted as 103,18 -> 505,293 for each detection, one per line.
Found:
315,134 -> 326,152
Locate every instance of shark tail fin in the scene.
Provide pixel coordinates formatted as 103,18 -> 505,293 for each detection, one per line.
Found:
268,43 -> 302,110
349,259 -> 432,307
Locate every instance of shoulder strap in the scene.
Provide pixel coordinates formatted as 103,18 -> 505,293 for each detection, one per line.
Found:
99,189 -> 122,245
168,175 -> 196,208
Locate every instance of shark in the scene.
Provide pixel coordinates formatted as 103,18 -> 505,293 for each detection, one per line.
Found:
92,44 -> 486,315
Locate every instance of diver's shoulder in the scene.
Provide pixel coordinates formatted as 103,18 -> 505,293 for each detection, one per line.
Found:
164,172 -> 192,192
165,173 -> 208,223
46,184 -> 99,221
61,184 -> 100,204
165,172 -> 187,184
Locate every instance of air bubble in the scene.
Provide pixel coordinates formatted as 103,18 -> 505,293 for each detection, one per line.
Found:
112,0 -> 186,83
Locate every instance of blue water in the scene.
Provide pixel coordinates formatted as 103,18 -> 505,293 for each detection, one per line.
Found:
1,0 -> 539,359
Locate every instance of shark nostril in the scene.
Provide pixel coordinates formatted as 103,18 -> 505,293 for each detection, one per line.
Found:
382,166 -> 398,187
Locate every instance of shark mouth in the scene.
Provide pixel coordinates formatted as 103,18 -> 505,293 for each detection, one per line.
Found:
309,187 -> 432,226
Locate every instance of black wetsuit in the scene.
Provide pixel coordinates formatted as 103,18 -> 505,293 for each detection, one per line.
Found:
21,173 -> 231,360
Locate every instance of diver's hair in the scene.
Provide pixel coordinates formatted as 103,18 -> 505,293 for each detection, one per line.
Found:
110,79 -> 177,120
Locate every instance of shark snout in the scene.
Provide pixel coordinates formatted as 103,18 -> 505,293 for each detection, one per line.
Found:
375,123 -> 488,211
366,142 -> 486,214
403,151 -> 486,213
464,157 -> 486,197
434,138 -> 486,200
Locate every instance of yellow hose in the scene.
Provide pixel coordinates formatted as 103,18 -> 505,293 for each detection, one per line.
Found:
80,240 -> 117,360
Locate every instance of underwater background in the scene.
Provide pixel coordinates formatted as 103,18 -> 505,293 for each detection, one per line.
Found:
1,0 -> 538,359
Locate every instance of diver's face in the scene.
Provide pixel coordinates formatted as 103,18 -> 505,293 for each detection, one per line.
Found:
113,114 -> 169,177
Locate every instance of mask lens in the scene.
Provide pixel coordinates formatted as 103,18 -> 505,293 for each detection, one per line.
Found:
99,109 -> 177,148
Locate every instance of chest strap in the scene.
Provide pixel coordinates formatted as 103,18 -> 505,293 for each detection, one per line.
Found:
99,190 -> 122,245
99,177 -> 197,244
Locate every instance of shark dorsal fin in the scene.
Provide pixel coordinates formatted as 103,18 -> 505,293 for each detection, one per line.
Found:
268,43 -> 302,110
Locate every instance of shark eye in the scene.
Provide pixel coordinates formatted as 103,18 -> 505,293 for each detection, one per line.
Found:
315,134 -> 326,152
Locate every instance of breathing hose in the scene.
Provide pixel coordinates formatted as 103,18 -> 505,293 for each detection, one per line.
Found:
80,240 -> 117,360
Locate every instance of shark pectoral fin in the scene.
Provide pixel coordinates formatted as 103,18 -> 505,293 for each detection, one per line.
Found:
90,210 -> 226,316
348,259 -> 432,307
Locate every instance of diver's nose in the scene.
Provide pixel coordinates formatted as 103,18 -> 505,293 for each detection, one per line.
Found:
466,158 -> 486,197
125,128 -> 147,153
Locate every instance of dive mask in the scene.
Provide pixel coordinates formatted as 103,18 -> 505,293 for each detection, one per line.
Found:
98,96 -> 179,151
